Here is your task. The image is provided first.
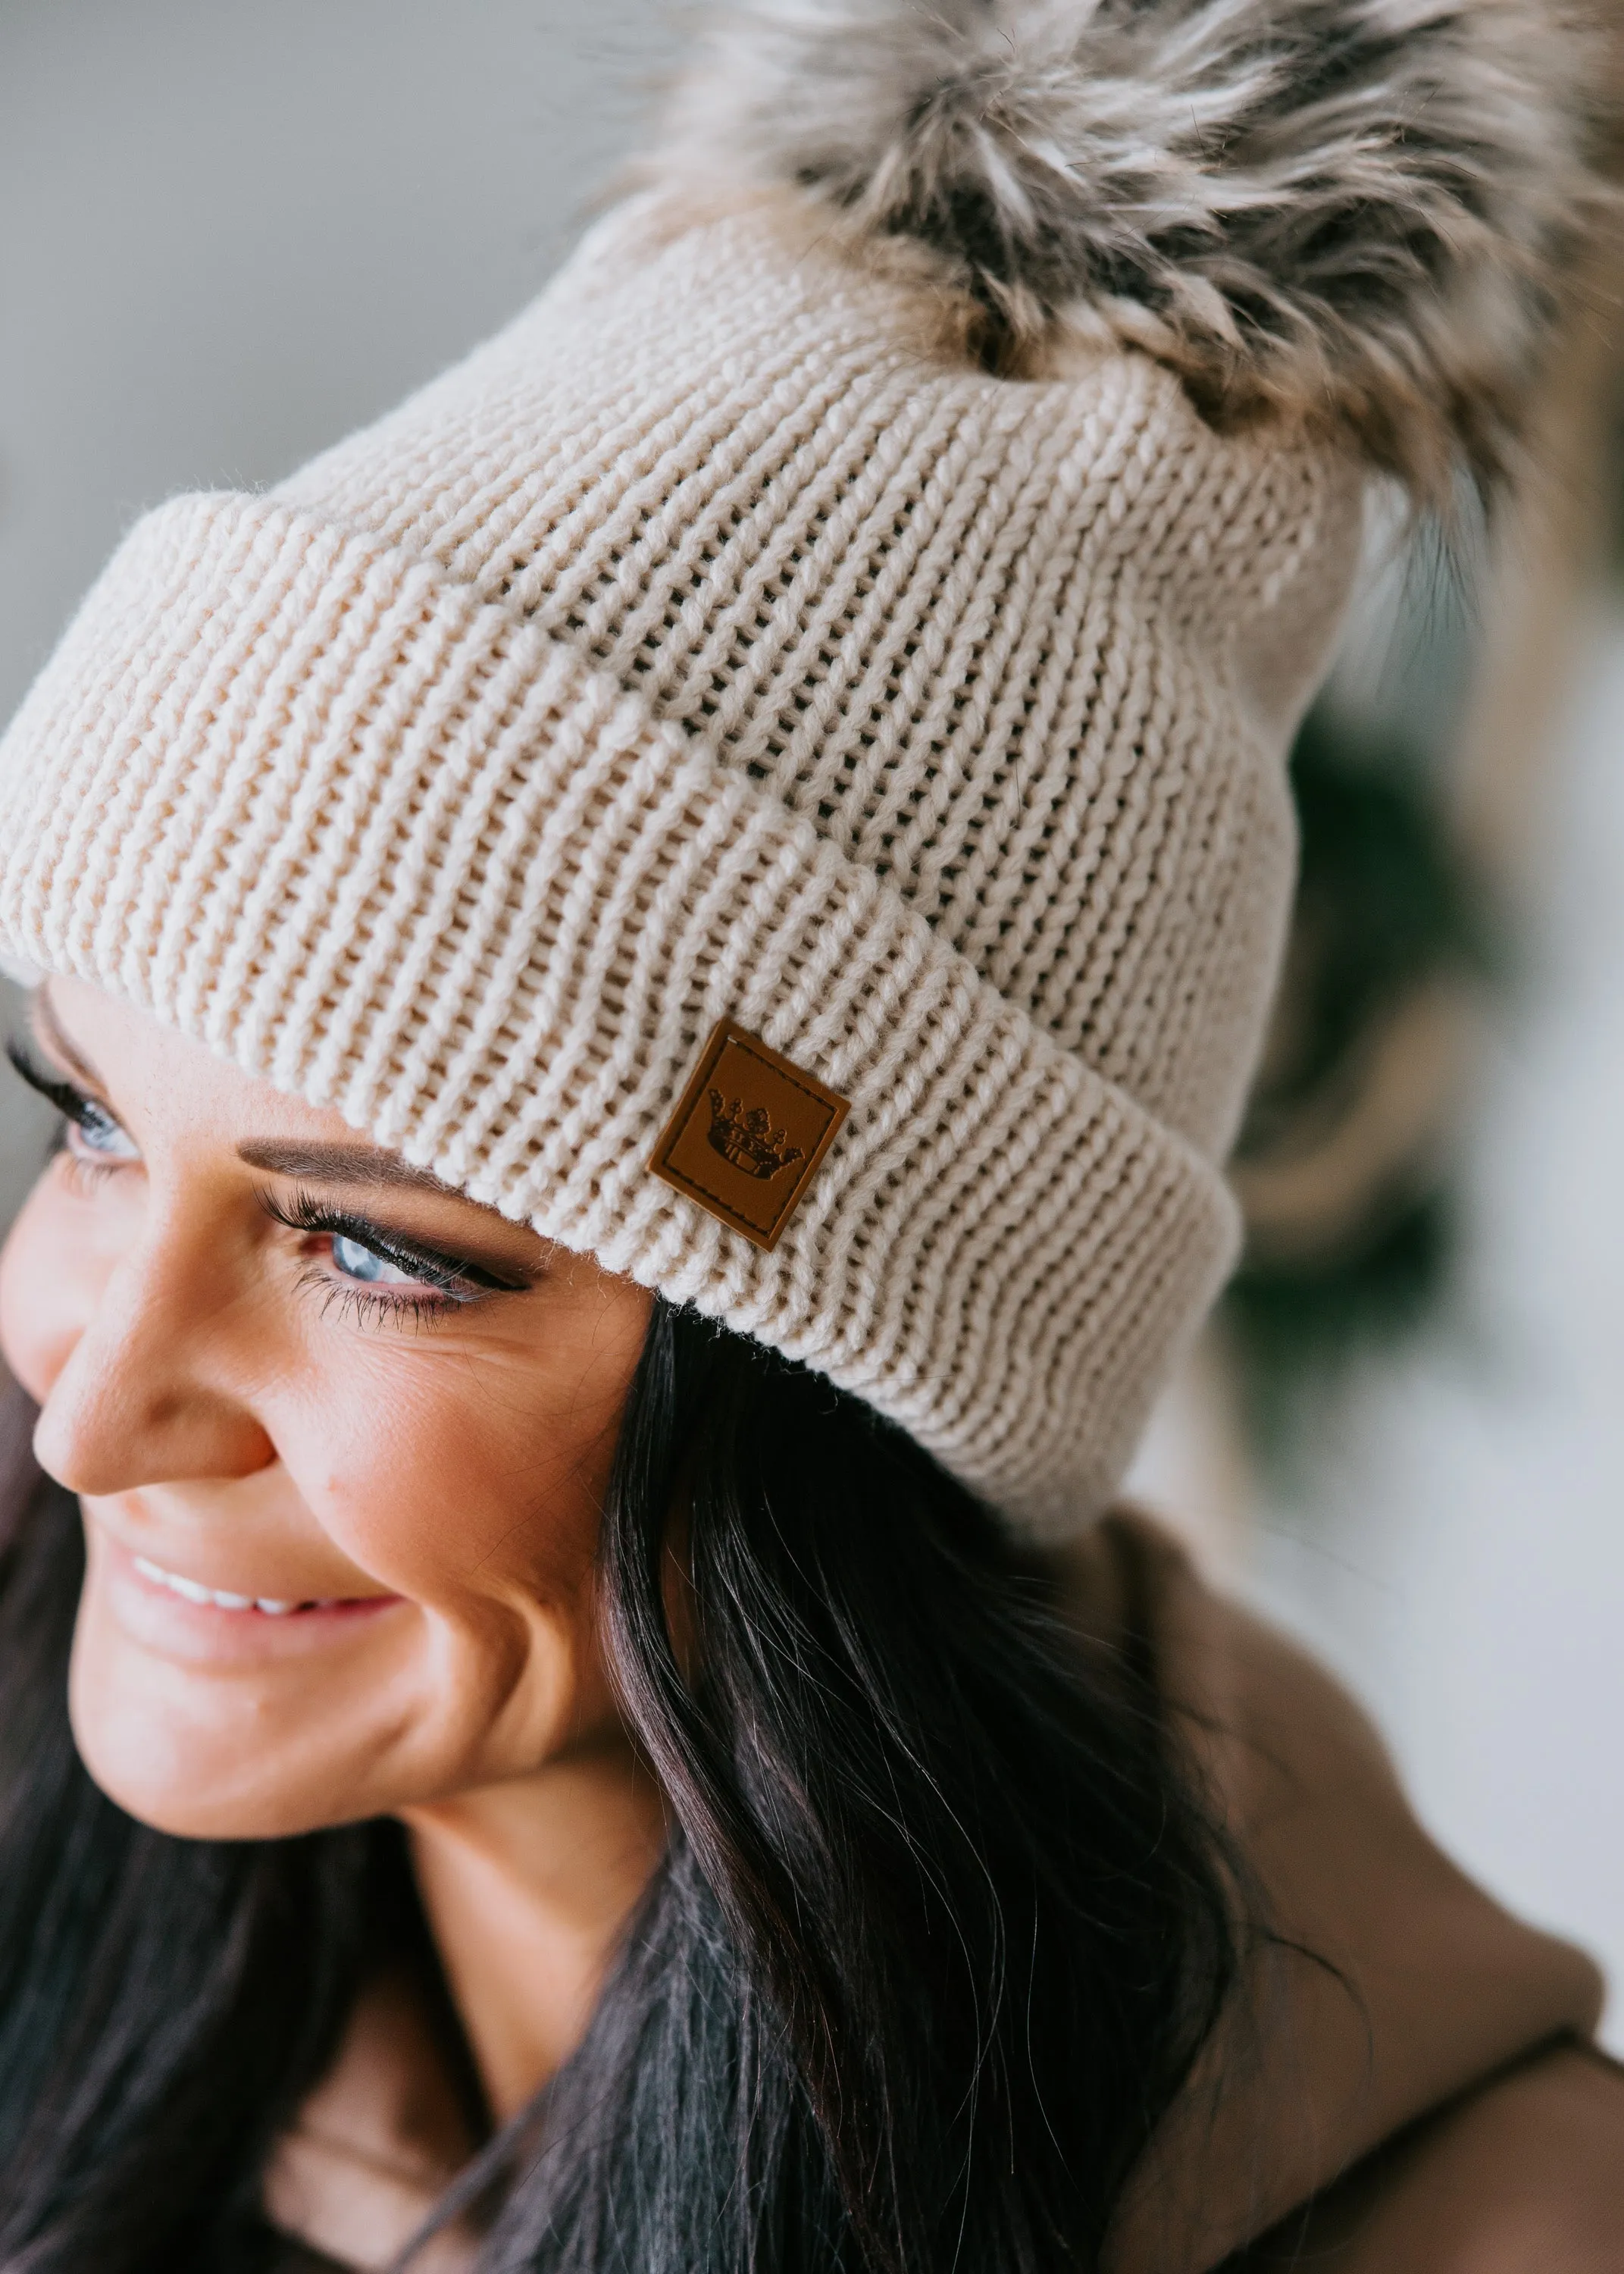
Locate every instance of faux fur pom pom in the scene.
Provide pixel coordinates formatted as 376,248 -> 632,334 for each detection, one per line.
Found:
659,0 -> 1612,494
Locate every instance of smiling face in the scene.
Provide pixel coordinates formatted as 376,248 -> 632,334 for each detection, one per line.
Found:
0,976 -> 654,1841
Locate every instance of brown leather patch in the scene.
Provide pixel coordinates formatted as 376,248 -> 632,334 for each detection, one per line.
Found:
650,1019 -> 850,1251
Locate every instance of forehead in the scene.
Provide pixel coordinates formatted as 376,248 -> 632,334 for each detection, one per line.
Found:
40,976 -> 373,1151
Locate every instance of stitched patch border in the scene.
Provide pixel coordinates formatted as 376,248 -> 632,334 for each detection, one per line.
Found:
649,1019 -> 850,1251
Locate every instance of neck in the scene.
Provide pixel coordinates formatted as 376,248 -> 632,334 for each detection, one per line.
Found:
400,1740 -> 667,2125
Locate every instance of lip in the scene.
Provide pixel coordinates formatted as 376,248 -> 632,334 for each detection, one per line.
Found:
93,1532 -> 405,1668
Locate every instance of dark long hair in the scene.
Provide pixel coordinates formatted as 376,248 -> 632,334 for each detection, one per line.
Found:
0,1303 -> 1239,2272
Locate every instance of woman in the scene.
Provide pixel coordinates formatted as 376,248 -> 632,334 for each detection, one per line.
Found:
0,2 -> 1618,2266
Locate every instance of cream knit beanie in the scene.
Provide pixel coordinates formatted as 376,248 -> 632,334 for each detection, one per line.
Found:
0,0 -> 1597,1533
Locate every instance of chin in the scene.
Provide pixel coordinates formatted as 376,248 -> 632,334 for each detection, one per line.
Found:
66,1652 -> 380,1843
65,1544 -> 434,1837
67,1700 -> 350,1841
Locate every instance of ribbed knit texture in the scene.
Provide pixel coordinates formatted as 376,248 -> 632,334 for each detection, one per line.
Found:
0,196 -> 1363,1532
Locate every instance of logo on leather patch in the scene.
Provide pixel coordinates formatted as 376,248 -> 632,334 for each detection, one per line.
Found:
650,1019 -> 850,1251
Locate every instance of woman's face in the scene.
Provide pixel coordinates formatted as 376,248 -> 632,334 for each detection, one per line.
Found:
0,976 -> 653,1840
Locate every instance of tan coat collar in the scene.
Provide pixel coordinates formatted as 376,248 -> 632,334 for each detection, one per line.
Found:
265,1512 -> 1603,2274
1085,1514 -> 1602,2269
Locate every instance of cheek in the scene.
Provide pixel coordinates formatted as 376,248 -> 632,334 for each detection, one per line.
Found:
271,1349 -> 627,1728
291,1358 -> 609,1588
0,1173 -> 105,1405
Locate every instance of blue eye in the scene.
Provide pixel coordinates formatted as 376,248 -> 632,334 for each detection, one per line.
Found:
330,1233 -> 419,1287
70,1101 -> 139,1160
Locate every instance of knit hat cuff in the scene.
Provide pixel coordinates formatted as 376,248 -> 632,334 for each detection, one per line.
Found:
0,490 -> 1238,1533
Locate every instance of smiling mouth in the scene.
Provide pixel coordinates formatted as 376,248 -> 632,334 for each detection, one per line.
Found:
132,1554 -> 351,1617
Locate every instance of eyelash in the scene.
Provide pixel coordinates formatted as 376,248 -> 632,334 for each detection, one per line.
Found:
304,1278 -> 463,1335
257,1186 -> 495,1330
6,1039 -> 132,1187
5,1038 -> 517,1332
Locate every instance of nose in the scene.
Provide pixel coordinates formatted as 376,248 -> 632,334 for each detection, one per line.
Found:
30,1211 -> 276,1498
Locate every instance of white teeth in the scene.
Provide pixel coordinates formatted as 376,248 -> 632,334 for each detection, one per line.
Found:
132,1553 -> 307,1615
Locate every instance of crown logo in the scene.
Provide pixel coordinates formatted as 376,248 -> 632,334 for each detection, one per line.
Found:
706,1089 -> 806,1181
651,1020 -> 850,1252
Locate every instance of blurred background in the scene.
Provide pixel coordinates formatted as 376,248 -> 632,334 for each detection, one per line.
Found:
2,0 -> 1620,2042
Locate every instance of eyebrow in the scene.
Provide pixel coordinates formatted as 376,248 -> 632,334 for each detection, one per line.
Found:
235,1139 -> 469,1202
